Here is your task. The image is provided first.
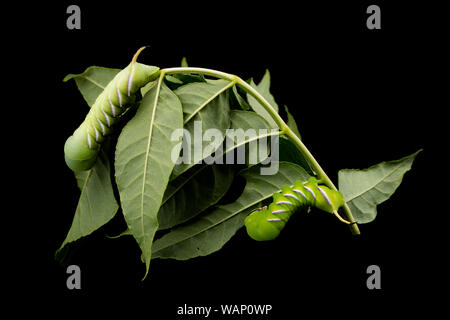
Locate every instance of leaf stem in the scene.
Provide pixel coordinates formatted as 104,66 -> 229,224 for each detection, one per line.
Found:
164,67 -> 237,82
161,67 -> 360,235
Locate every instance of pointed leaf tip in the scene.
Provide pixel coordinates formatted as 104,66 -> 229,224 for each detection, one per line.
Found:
338,149 -> 422,224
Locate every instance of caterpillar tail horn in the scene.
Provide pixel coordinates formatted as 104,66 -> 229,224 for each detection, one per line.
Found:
132,46 -> 148,63
333,210 -> 351,224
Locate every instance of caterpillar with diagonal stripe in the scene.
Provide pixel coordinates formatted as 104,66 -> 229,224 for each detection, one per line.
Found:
64,47 -> 161,172
244,177 -> 347,241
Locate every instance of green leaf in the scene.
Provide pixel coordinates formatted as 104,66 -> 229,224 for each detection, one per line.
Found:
253,70 -> 279,111
284,105 -> 301,139
63,66 -> 121,107
140,80 -> 157,97
171,79 -> 233,177
277,136 -> 314,175
164,75 -> 183,85
164,73 -> 206,91
181,57 -> 188,67
338,149 -> 422,224
246,70 -> 279,128
213,110 -> 274,165
231,85 -> 251,111
151,162 -> 310,260
115,79 -> 184,278
56,151 -> 119,256
161,58 -> 207,90
158,164 -> 235,230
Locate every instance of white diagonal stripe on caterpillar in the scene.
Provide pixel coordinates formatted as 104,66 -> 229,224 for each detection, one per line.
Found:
272,209 -> 287,214
101,110 -> 111,127
116,87 -> 123,107
317,186 -> 332,205
97,118 -> 106,135
108,99 -> 117,116
304,186 -> 316,199
127,69 -> 134,97
86,132 -> 92,149
283,193 -> 300,202
92,125 -> 99,141
267,218 -> 281,222
293,188 -> 307,199
276,200 -> 293,205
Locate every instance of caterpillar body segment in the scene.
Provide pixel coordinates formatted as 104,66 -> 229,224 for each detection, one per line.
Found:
244,206 -> 282,242
64,48 -> 160,171
244,177 -> 345,241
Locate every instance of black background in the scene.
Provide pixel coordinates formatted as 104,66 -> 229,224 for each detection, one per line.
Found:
6,0 -> 443,317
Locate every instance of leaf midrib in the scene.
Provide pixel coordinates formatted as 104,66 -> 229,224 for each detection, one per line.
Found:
183,81 -> 233,125
218,131 -> 280,158
161,165 -> 207,206
140,77 -> 164,248
81,75 -> 106,90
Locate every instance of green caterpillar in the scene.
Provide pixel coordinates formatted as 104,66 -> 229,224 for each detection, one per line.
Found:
244,177 -> 346,241
64,47 -> 161,172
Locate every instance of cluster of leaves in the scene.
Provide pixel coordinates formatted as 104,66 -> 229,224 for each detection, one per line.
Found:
57,58 -> 421,279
